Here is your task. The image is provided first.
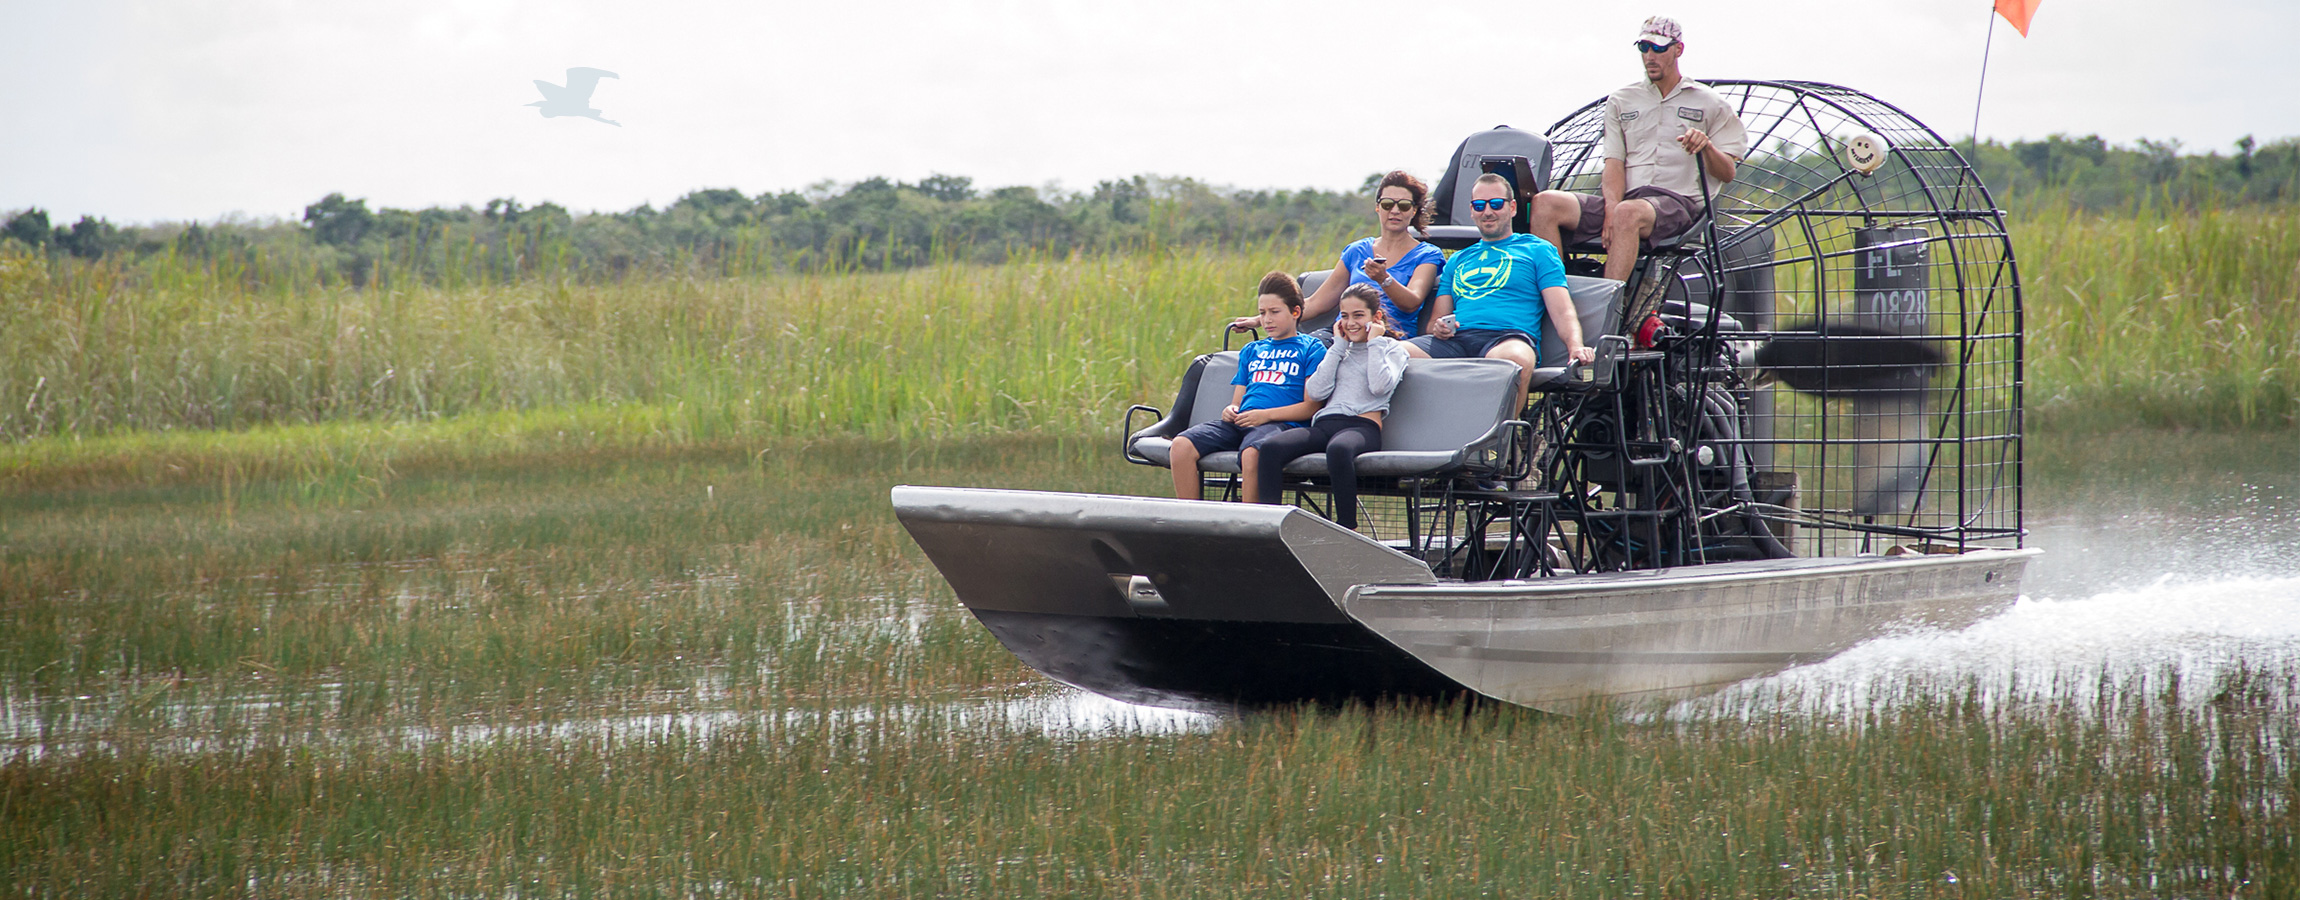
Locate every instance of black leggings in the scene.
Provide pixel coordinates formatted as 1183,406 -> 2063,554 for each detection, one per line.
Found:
1252,415 -> 1383,527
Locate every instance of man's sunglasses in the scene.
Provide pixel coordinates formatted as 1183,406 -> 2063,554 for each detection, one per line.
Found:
1376,198 -> 1416,211
1636,40 -> 1676,53
1470,198 -> 1512,212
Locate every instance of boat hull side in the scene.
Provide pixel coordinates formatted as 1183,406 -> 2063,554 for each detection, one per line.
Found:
894,486 -> 1453,711
1344,550 -> 2038,712
970,609 -> 1472,713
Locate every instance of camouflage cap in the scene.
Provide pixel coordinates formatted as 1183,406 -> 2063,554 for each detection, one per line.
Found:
1635,16 -> 1682,46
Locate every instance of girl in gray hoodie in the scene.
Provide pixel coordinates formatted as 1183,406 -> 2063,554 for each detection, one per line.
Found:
1251,284 -> 1412,528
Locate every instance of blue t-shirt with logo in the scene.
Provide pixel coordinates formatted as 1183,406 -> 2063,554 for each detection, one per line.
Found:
1338,238 -> 1447,336
1438,233 -> 1568,351
1233,333 -> 1327,423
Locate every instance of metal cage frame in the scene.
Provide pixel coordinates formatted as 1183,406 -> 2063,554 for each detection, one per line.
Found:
1540,80 -> 2025,559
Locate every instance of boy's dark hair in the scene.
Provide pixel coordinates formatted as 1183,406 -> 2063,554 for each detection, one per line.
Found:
1376,170 -> 1432,230
1337,282 -> 1392,329
1256,270 -> 1304,311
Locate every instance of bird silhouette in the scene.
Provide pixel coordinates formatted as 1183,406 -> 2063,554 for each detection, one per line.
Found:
527,67 -> 620,126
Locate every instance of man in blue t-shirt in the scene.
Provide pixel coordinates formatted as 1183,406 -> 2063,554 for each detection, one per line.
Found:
1408,173 -> 1596,400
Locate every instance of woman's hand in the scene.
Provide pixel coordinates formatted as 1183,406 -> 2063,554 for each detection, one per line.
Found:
1365,321 -> 1387,341
1360,256 -> 1390,285
1228,316 -> 1259,333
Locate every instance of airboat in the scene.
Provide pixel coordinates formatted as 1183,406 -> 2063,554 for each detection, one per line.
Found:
895,81 -> 2034,713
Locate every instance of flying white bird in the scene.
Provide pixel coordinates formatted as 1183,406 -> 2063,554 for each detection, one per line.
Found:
527,67 -> 620,126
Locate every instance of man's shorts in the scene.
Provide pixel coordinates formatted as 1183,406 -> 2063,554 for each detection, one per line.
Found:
1174,418 -> 1291,456
1409,328 -> 1537,360
1565,185 -> 1701,247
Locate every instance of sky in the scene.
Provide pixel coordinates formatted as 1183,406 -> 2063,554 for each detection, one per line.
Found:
4,0 -> 2295,225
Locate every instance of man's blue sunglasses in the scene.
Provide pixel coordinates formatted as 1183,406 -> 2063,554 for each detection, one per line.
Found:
1470,198 -> 1511,212
1636,40 -> 1676,54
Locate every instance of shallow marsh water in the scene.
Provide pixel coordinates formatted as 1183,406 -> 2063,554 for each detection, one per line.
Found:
3,428 -> 2295,896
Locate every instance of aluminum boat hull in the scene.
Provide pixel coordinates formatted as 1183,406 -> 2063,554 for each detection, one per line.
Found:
893,486 -> 2033,713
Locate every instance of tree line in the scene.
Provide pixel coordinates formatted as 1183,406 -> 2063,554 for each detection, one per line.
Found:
4,133 -> 2296,288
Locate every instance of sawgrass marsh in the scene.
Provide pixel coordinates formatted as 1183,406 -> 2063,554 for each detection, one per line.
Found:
6,430 -> 2298,897
4,206 -> 2298,896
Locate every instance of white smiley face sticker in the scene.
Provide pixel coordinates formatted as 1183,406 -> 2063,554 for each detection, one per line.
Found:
1845,132 -> 1890,175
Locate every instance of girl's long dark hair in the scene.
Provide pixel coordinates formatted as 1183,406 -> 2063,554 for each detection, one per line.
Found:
1338,283 -> 1392,331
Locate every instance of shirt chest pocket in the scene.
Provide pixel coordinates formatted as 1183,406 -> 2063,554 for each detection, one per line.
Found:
1625,111 -> 1674,164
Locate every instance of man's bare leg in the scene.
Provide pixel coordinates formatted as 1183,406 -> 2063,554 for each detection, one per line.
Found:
1171,437 -> 1205,500
1602,198 -> 1658,283
1484,339 -> 1542,411
1528,191 -> 1582,252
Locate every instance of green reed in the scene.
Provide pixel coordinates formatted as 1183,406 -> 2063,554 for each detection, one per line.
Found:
6,683 -> 2292,898
2019,201 -> 2300,428
5,427 -> 2295,897
5,206 -> 2293,459
0,235 -> 1306,445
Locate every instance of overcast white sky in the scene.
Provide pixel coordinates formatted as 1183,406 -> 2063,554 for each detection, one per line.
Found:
5,0 -> 2294,224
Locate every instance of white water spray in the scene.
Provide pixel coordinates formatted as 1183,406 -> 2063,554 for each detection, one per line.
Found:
1684,573 -> 2300,718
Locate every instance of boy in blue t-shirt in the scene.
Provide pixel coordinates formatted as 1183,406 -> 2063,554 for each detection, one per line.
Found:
1171,272 -> 1327,503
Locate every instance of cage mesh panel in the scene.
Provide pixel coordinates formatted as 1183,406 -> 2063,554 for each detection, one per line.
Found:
1544,81 -> 2023,556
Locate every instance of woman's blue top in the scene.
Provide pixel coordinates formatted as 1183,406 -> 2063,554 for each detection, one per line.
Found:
1337,238 -> 1446,336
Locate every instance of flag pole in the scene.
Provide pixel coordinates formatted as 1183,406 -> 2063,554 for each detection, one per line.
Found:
1970,4 -> 1997,167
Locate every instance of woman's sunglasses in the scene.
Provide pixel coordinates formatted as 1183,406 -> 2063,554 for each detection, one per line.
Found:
1376,198 -> 1416,211
1470,198 -> 1512,212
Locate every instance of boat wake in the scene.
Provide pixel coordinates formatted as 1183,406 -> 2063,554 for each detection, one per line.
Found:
1681,573 -> 2300,719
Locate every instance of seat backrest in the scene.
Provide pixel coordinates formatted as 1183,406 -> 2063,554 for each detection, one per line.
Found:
1187,352 -> 1240,426
1378,358 -> 1524,452
1432,126 -> 1555,228
1538,276 -> 1625,368
1295,269 -> 1336,334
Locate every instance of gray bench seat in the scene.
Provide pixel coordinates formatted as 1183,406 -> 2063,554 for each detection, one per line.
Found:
1128,354 -> 1525,482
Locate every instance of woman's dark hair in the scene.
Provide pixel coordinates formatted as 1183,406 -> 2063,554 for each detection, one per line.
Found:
1337,282 -> 1392,329
1256,270 -> 1304,312
1376,170 -> 1431,231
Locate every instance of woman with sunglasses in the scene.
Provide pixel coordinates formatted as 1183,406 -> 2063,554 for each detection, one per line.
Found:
1234,170 -> 1444,338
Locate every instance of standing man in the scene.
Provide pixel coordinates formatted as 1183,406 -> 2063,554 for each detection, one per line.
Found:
1529,16 -> 1748,283
1410,174 -> 1596,403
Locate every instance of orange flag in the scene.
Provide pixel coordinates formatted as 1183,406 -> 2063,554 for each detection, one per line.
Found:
1994,0 -> 2042,36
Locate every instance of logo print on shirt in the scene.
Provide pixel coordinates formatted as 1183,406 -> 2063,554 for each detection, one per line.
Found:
1451,251 -> 1514,301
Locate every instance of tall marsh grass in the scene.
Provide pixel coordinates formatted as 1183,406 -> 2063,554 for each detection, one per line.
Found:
2020,203 -> 2300,428
4,206 -> 2294,465
0,238 -> 1300,445
5,427 -> 2295,896
7,680 -> 2294,897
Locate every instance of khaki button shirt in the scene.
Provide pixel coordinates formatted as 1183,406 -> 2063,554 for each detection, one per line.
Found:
1599,77 -> 1750,201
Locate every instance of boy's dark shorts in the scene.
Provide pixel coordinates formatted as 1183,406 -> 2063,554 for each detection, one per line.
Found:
1409,328 -> 1538,360
1174,419 -> 1292,455
1564,185 -> 1701,246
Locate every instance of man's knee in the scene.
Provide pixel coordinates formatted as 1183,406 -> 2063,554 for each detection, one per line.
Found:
1608,199 -> 1656,241
1531,191 -> 1578,226
1484,339 -> 1539,369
